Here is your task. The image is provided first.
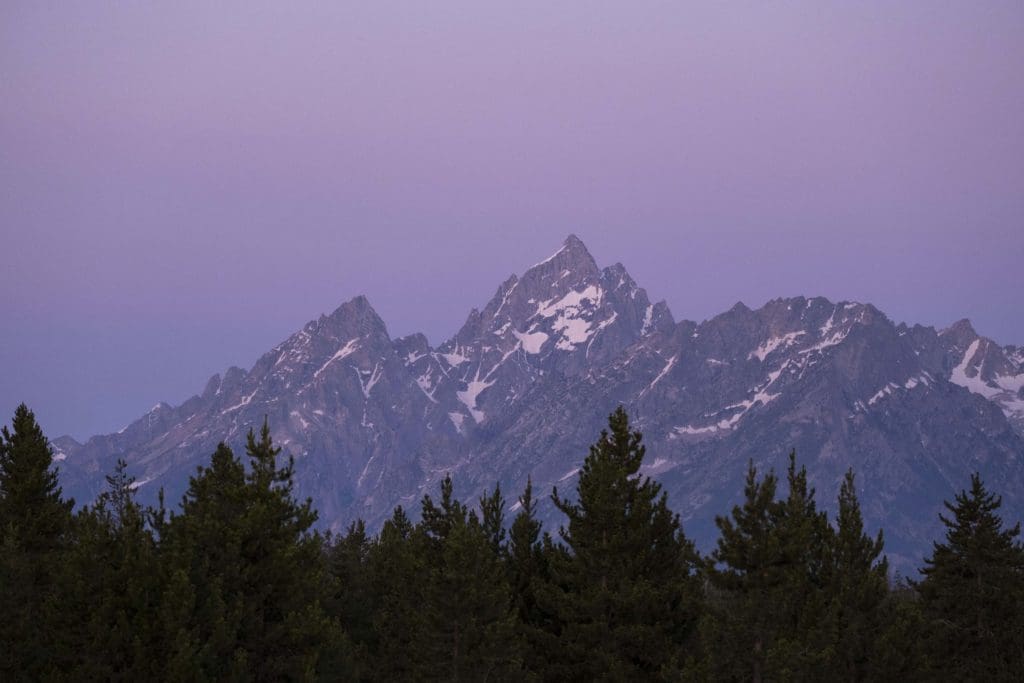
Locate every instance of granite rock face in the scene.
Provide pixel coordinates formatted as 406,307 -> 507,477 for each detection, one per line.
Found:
55,236 -> 1024,574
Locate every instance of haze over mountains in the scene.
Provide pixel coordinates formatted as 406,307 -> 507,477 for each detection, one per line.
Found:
54,235 -> 1024,572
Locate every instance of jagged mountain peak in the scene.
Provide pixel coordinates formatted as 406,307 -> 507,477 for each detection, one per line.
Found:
748,297 -> 885,334
395,332 -> 431,356
524,233 -> 600,282
727,301 -> 752,315
53,241 -> 1024,578
940,318 -> 979,349
201,367 -> 247,400
325,294 -> 386,327
449,236 -> 661,350
944,317 -> 977,335
563,232 -> 586,248
417,237 -> 677,432
295,295 -> 393,354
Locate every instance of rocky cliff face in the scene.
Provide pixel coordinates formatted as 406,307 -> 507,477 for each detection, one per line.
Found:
54,236 -> 1024,573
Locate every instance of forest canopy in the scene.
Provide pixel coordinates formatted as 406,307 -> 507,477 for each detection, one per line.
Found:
1,403 -> 1022,681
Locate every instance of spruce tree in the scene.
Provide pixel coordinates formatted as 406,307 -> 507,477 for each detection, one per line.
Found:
0,403 -> 74,681
918,473 -> 1024,680
547,406 -> 702,679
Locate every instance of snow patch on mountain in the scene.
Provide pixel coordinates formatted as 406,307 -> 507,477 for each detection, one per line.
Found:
750,332 -> 804,361
868,383 -> 900,406
950,339 -> 1024,423
416,369 -> 439,402
439,351 -> 469,367
513,329 -> 549,354
357,364 -> 384,399
641,305 -> 655,334
559,467 -> 580,482
223,389 -> 258,413
640,355 -> 677,397
531,285 -> 605,351
457,377 -> 494,423
314,338 -> 360,379
802,328 -> 850,355
448,412 -> 466,433
535,285 -> 603,319
674,424 -> 721,436
904,373 -> 932,390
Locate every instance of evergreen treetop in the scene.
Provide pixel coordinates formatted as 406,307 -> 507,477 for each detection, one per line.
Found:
918,473 -> 1024,680
0,403 -> 74,548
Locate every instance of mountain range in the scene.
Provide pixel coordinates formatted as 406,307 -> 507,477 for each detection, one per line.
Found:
53,235 -> 1024,573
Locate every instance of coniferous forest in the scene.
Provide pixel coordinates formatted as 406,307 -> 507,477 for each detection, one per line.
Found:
2,402 -> 1023,682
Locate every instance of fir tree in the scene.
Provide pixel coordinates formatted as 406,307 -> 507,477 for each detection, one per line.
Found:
547,406 -> 702,679
918,473 -> 1024,680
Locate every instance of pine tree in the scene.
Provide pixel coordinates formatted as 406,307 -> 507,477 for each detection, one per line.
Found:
396,476 -> 522,679
368,505 -> 428,680
770,453 -> 834,678
917,473 -> 1024,680
547,406 -> 702,679
508,477 -> 558,678
420,474 -> 467,545
701,453 -> 832,682
701,460 -> 783,682
822,469 -> 889,681
421,508 -> 521,680
48,459 -> 162,680
326,519 -> 374,668
0,403 -> 74,681
0,403 -> 74,548
869,576 -> 928,681
161,421 -> 354,680
480,482 -> 507,558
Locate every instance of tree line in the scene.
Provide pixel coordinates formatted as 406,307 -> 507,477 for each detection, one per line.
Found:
1,402 -> 1022,681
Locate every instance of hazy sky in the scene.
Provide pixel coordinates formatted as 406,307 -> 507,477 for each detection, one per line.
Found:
2,2 -> 1022,439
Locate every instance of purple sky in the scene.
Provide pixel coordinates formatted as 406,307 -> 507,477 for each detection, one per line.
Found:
2,2 -> 1022,440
